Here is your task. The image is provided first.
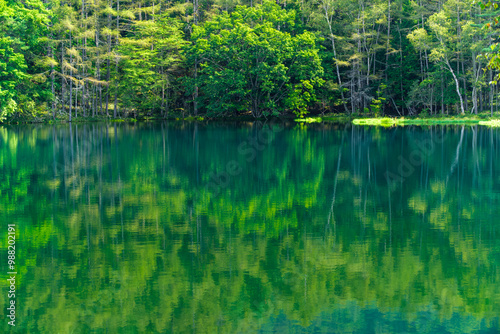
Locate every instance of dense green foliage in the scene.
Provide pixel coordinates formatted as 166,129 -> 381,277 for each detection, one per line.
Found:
0,0 -> 49,120
1,0 -> 500,120
188,2 -> 324,117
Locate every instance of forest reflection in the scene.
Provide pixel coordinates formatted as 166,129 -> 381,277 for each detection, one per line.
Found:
0,122 -> 499,333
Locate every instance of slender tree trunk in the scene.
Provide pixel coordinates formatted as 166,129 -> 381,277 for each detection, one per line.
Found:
50,41 -> 55,119
386,0 -> 391,82
105,57 -> 110,116
489,70 -> 493,116
95,6 -> 102,116
446,59 -> 464,115
69,33 -> 73,122
81,0 -> 86,117
114,0 -> 120,119
75,85 -> 78,118
322,2 -> 349,113
480,87 -> 483,113
166,86 -> 170,117
398,24 -> 404,114
471,53 -> 481,115
194,58 -> 198,115
161,79 -> 165,117
430,86 -> 434,114
105,4 -> 111,117
61,42 -> 65,115
92,85 -> 96,117
99,84 -> 103,115
441,69 -> 444,114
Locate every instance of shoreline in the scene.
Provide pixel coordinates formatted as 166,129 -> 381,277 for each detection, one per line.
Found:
2,113 -> 500,127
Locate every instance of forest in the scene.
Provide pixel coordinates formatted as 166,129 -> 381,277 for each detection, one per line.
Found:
1,0 -> 500,121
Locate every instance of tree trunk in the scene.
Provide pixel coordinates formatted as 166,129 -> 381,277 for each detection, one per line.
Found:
61,42 -> 65,115
50,42 -> 55,119
105,4 -> 111,117
114,0 -> 120,119
69,33 -> 73,122
194,58 -> 198,115
446,59 -> 464,115
322,2 -> 349,113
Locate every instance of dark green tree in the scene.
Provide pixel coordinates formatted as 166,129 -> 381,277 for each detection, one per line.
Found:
0,0 -> 50,121
188,0 -> 324,118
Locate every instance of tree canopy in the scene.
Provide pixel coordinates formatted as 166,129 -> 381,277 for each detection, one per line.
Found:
0,0 -> 500,120
188,1 -> 324,117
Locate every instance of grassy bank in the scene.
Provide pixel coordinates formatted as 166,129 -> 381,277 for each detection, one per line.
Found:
352,117 -> 484,126
349,114 -> 500,127
478,120 -> 500,127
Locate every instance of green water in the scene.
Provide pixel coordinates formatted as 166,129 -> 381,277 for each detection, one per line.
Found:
1,122 -> 499,333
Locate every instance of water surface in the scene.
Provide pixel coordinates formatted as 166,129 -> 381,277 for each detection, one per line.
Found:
1,122 -> 499,333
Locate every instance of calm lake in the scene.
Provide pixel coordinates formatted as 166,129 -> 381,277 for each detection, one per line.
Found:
1,122 -> 499,333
